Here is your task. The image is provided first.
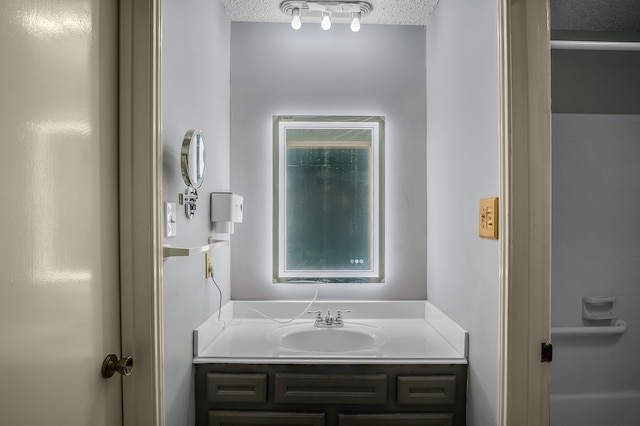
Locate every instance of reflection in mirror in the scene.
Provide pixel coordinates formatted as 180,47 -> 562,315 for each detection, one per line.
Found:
273,116 -> 385,283
179,129 -> 206,219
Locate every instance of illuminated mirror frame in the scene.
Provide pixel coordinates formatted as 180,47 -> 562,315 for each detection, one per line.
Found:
273,115 -> 385,283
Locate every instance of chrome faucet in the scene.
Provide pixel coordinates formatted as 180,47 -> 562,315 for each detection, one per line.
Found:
307,309 -> 351,328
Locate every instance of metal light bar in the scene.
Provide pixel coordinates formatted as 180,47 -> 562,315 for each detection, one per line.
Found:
551,40 -> 640,51
280,0 -> 373,30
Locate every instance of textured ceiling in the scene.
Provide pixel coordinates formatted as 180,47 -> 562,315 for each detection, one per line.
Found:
222,0 -> 440,26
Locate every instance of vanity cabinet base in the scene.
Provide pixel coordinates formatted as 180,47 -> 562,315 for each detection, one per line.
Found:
195,363 -> 467,426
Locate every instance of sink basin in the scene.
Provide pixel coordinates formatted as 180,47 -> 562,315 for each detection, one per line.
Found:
267,323 -> 389,353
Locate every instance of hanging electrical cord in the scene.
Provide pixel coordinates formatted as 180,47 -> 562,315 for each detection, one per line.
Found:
247,285 -> 319,324
207,264 -> 319,326
208,264 -> 226,329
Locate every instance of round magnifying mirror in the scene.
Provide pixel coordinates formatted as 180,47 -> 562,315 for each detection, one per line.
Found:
181,129 -> 206,189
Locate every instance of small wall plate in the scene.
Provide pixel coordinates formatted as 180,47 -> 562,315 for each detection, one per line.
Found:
165,202 -> 177,237
479,197 -> 498,239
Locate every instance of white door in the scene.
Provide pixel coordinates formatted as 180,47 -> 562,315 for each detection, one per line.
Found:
0,0 -> 122,424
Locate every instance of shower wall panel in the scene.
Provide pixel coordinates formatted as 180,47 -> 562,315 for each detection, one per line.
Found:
551,113 -> 640,424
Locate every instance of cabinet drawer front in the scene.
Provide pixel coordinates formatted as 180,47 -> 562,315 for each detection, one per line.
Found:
207,373 -> 267,403
275,373 -> 387,405
209,411 -> 325,426
339,413 -> 453,426
397,376 -> 456,405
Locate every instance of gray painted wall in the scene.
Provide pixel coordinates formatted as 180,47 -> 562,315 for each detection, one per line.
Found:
229,22 -> 428,300
162,1 -> 231,425
425,0 -> 500,424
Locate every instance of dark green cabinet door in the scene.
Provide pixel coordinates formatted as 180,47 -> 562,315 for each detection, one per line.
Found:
339,413 -> 453,426
209,411 -> 325,426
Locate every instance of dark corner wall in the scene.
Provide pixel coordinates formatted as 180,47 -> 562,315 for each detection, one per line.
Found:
551,0 -> 640,114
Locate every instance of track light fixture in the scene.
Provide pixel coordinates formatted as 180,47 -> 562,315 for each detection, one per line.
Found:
279,1 -> 373,32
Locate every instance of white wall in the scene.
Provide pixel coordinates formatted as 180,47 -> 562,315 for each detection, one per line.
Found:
425,0 -> 500,424
229,23 -> 428,300
551,114 -> 640,398
162,1 -> 230,425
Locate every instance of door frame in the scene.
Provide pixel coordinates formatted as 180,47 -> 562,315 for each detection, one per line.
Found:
498,0 -> 551,425
120,0 -> 552,424
119,0 -> 164,425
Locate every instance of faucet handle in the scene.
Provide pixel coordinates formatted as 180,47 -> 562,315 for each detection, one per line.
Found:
307,310 -> 322,319
336,309 -> 351,318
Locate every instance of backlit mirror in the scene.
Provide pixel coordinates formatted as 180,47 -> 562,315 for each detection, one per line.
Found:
273,115 -> 385,283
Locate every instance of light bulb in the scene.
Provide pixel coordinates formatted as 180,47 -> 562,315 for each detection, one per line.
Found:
321,12 -> 331,30
350,12 -> 361,32
291,8 -> 301,30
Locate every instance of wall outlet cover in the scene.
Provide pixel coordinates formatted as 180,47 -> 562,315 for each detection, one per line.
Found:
479,197 -> 498,239
165,202 -> 177,238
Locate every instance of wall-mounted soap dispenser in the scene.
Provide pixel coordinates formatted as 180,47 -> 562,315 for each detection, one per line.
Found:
211,192 -> 243,234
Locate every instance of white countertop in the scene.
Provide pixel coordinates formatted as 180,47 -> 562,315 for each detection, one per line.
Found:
193,300 -> 468,365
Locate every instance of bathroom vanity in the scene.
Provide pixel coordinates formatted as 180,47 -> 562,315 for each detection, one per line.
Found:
193,301 -> 468,426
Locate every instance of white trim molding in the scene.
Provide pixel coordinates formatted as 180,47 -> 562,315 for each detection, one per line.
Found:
119,0 -> 164,425
498,0 -> 551,425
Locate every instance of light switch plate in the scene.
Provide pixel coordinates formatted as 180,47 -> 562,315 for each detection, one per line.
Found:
479,197 -> 498,239
165,202 -> 177,237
